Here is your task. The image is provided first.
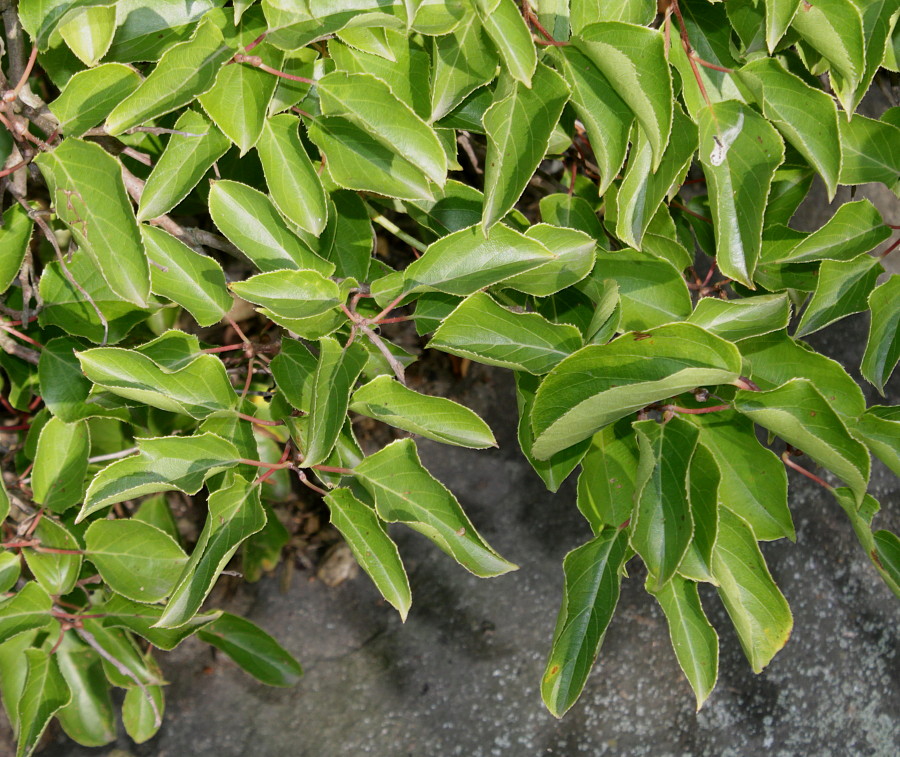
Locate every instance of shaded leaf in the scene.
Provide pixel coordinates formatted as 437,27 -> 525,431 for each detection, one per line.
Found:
576,419 -> 640,533
862,274 -> 900,394
0,583 -> 53,645
122,684 -> 164,744
0,205 -> 32,295
795,254 -> 882,337
16,649 -> 71,757
54,633 -> 116,748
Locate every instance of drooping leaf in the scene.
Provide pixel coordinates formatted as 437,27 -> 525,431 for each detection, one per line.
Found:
631,417 -> 698,589
54,633 -> 116,748
861,274 -> 900,394
481,63 -> 569,229
0,205 -> 34,295
122,683 -> 164,744
734,379 -> 870,505
540,526 -> 629,718
838,112 -> 900,186
679,442 -> 720,582
325,488 -> 412,620
576,419 -> 640,532
794,254 -> 882,337
712,509 -> 792,673
78,433 -> 240,521
35,138 -> 150,307
16,649 -> 71,757
197,613 -> 302,687
98,594 -> 220,651
697,101 -> 785,288
531,323 -> 743,459
31,417 -> 89,512
354,438 -> 517,577
230,269 -> 341,321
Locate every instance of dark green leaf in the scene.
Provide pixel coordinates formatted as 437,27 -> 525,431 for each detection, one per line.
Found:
31,418 -> 89,512
861,273 -> 900,394
0,583 -> 53,645
576,419 -> 640,532
23,518 -> 82,595
838,113 -> 900,186
16,649 -> 71,757
795,254 -> 882,337
54,633 -> 116,748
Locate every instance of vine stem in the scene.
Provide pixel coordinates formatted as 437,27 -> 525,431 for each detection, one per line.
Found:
235,411 -> 283,427
782,451 -> 833,490
233,53 -> 315,84
663,403 -> 731,415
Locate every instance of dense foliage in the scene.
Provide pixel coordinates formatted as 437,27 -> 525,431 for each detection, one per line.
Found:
0,0 -> 899,752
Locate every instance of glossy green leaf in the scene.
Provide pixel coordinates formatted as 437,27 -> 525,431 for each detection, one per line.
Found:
531,323 -> 742,459
49,64 -> 141,136
429,291 -> 583,374
481,63 -> 569,229
631,418 -> 698,589
575,22 -> 672,171
0,552 -> 20,594
303,337 -> 367,467
350,375 -> 495,448
78,433 -> 240,520
697,101 -> 785,288
142,225 -> 231,327
270,338 -> 317,413
734,379 -> 870,504
763,0 -> 801,51
539,193 -> 606,240
22,518 -> 82,596
35,138 -> 150,307
838,113 -> 900,186
500,225 -> 596,297
208,180 -> 334,275
322,190 -> 373,280
762,199 -> 889,264
85,519 -> 188,603
430,14 -> 498,121
712,509 -> 792,673
80,619 -> 163,690
795,254 -> 882,337
0,630 -> 34,732
354,438 -> 517,577
16,649 -> 71,757
541,526 -> 629,718
77,347 -> 236,418
18,0 -> 115,50
230,269 -> 341,321
59,5 -> 116,65
651,574 -> 718,710
122,683 -> 164,744
257,114 -> 328,235
54,633 -> 116,748
688,294 -> 791,342
861,274 -> 900,394
98,594 -> 219,651
31,417 -> 89,512
873,530 -> 900,593
0,205 -> 33,294
473,0 -> 536,85
0,583 -> 53,645
737,56 -> 840,198
853,406 -> 900,477
106,18 -> 235,135
137,109 -> 231,222
678,442 -> 719,583
576,419 -> 640,533
197,612 -> 302,687
325,488 -> 412,620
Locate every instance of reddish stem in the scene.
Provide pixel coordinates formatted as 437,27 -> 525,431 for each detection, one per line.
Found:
664,403 -> 731,415
782,452 -> 833,490
311,464 -> 354,475
670,201 -> 712,223
0,322 -> 42,347
236,411 -> 283,427
880,236 -> 900,259
233,53 -> 315,85
203,343 -> 245,354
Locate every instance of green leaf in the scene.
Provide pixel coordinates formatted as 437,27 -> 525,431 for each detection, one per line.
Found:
354,438 -> 517,577
554,45 -> 632,195
712,509 -> 792,673
631,418 -> 698,589
77,347 -> 237,418
230,269 -> 341,320
697,101 -> 785,289
531,323 -> 743,459
59,4 -> 116,65
499,224 -> 595,297
838,113 -> 900,186
0,552 -> 20,594
157,475 -> 265,628
688,293 -> 791,342
16,649 -> 71,757
576,419 -> 640,533
208,180 -> 334,275
0,205 -> 33,294
539,193 -> 607,240
650,574 -> 718,710
325,488 -> 412,620
691,411 -> 793,542
862,274 -> 900,394
737,56 -> 841,198
142,225 -> 231,327
137,109 -> 231,222
679,442 -> 720,582
430,14 -> 498,121
23,518 -> 82,596
106,17 -> 235,135
18,0 -> 115,50
873,530 -> 900,592
197,613 -> 302,687
0,583 -> 53,645
429,291 -> 583,374
795,254 -> 882,337
122,683 -> 164,744
540,526 -> 629,718
319,71 -> 447,186
49,63 -> 141,136
764,0 -> 801,51
762,199 -> 889,264
852,405 -> 900,477
31,417 -> 89,512
588,250 -> 692,331
303,337 -> 367,467
322,190 -> 373,280
515,372 -> 590,493
97,594 -> 219,651
270,338 -> 317,413
575,22 -> 672,171
473,0 -> 536,85
350,375 -> 496,448
257,114 -> 328,235
199,43 -> 282,154
85,519 -> 188,603
80,618 -> 163,689
35,138 -> 150,307
54,633 -> 116,748
78,433 -> 240,521
481,63 -> 569,229
734,379 -> 870,504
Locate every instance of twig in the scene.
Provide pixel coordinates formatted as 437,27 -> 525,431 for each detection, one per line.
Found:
782,451 -> 833,491
371,214 -> 428,253
87,447 -> 139,464
233,53 -> 315,84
